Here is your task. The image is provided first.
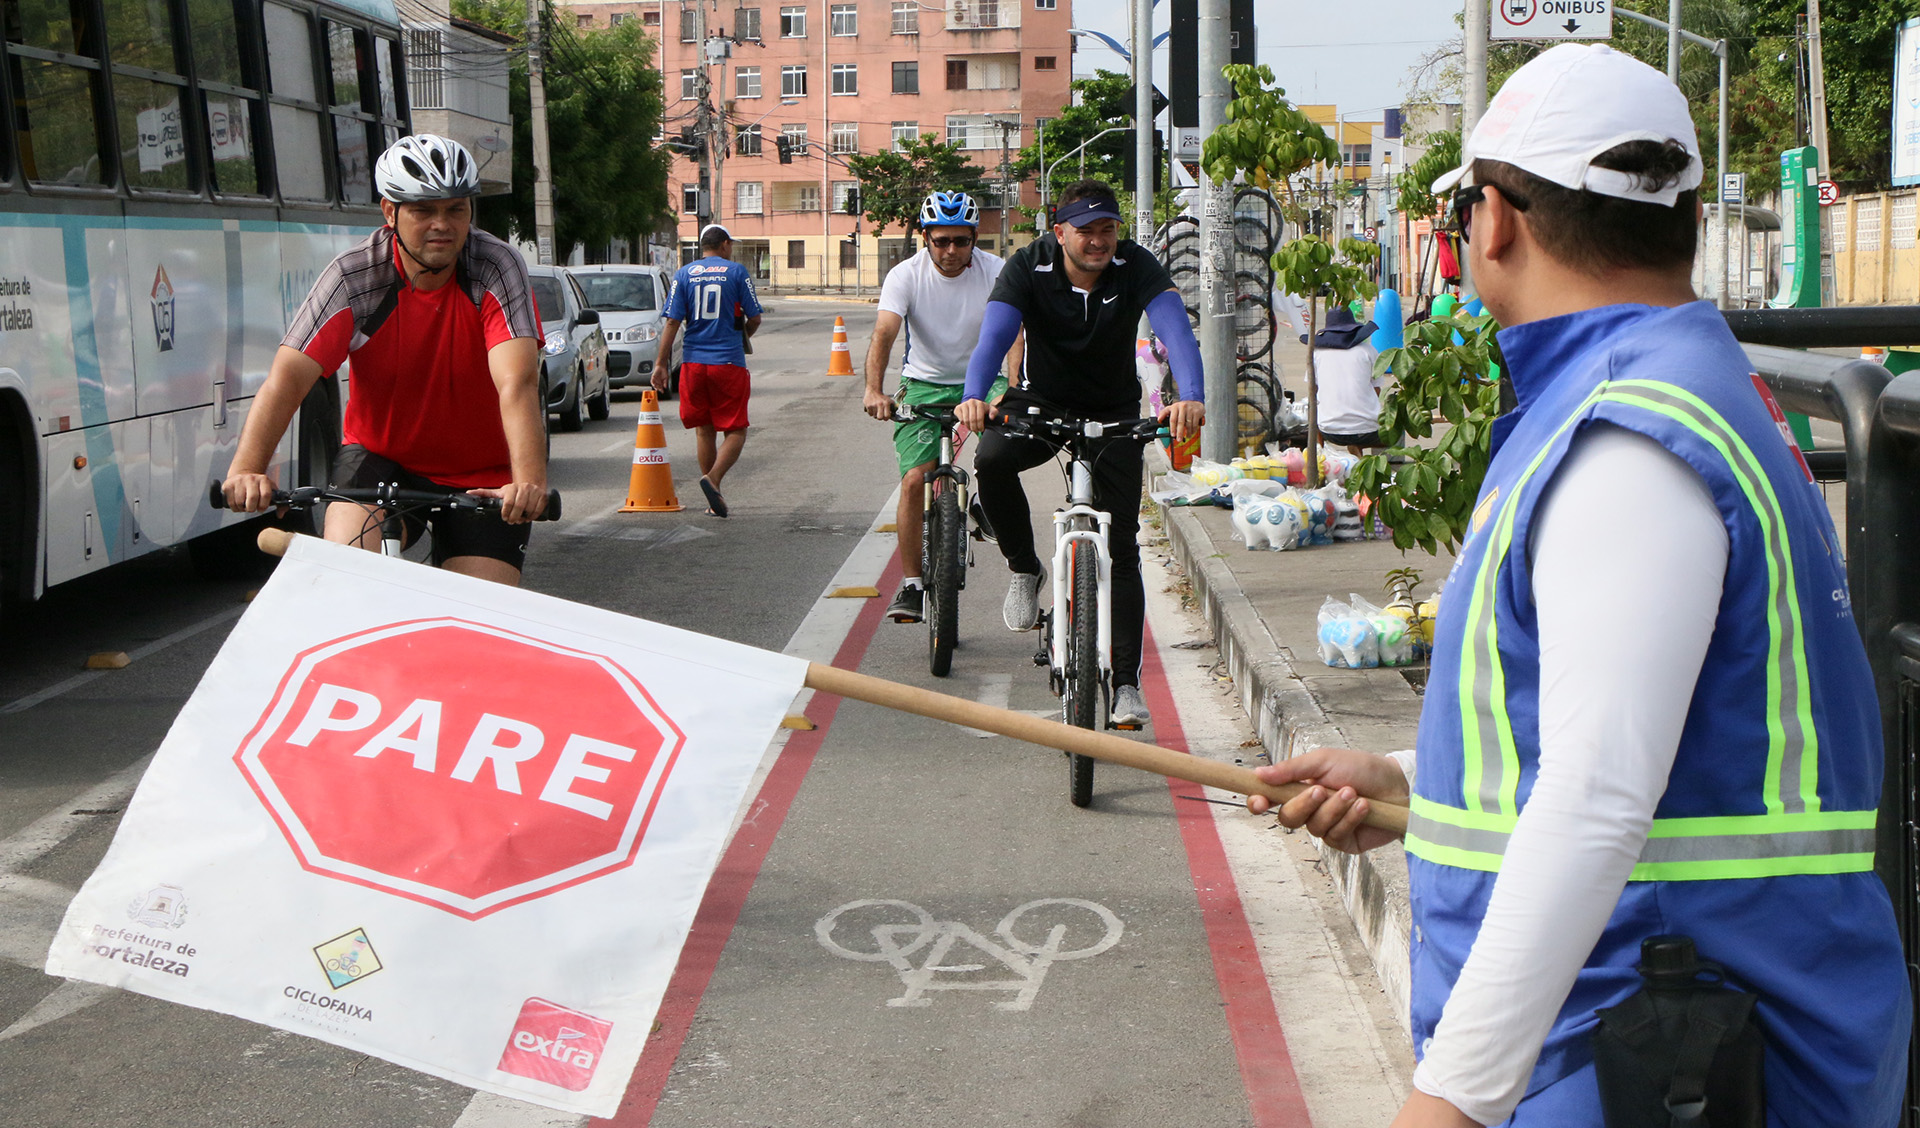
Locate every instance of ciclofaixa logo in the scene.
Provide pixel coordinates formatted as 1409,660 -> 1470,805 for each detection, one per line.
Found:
498,998 -> 612,1091
234,618 -> 686,919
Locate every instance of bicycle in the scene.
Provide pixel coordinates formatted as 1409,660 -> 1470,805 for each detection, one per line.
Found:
208,482 -> 562,560
989,407 -> 1161,808
886,403 -> 986,678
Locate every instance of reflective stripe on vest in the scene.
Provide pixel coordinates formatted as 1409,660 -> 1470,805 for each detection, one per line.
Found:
1408,378 -> 1870,881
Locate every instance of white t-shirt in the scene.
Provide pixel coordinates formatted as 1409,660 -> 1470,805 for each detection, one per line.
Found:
1311,342 -> 1382,435
877,246 -> 1005,386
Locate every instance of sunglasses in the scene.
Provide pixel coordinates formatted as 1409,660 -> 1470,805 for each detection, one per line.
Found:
1451,183 -> 1530,243
928,235 -> 975,249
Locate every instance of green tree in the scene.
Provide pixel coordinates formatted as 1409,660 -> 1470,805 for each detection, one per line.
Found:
1009,69 -> 1134,210
844,133 -> 989,236
453,0 -> 672,256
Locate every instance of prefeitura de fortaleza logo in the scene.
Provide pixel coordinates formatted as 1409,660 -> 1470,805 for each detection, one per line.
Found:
233,619 -> 687,918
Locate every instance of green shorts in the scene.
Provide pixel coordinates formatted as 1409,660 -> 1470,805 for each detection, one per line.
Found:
893,376 -> 1007,476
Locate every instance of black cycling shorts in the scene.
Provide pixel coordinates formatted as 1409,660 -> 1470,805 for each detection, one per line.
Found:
330,445 -> 531,571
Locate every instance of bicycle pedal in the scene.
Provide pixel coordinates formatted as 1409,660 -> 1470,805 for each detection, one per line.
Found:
1108,721 -> 1144,732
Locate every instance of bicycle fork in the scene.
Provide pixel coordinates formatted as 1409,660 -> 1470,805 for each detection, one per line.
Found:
1048,459 -> 1113,687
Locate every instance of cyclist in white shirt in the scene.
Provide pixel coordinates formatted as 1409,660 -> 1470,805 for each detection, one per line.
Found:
863,191 -> 1021,623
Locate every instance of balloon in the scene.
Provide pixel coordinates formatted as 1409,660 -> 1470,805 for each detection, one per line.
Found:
1370,288 -> 1404,353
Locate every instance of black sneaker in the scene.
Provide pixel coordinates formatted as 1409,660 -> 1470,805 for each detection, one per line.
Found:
887,583 -> 925,623
969,497 -> 997,543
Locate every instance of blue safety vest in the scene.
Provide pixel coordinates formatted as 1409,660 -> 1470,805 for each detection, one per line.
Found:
1407,301 -> 1909,1125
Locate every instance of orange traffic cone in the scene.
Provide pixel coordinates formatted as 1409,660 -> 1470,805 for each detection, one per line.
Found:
827,315 -> 855,377
619,389 -> 682,512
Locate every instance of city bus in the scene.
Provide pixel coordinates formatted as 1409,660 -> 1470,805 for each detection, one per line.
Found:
0,0 -> 411,613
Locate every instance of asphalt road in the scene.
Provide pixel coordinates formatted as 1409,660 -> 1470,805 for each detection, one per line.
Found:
0,295 -> 1407,1127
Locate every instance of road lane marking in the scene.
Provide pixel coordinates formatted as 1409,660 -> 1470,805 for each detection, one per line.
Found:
964,673 -> 1014,737
0,980 -> 115,1044
0,754 -> 154,876
815,898 -> 1123,1011
1,606 -> 246,715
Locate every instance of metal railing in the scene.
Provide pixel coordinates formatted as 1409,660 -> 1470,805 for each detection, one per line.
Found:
1733,310 -> 1920,1125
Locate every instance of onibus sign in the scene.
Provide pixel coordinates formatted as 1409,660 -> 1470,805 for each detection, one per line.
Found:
46,538 -> 808,1116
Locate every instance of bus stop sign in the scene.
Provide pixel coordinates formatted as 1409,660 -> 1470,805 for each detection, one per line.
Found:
1492,0 -> 1614,40
235,619 -> 686,919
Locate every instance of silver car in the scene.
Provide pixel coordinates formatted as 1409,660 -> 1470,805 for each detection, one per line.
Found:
568,264 -> 682,398
527,266 -> 611,432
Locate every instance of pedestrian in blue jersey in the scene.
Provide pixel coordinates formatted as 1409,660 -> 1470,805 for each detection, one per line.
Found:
1247,45 -> 1908,1128
654,225 -> 763,516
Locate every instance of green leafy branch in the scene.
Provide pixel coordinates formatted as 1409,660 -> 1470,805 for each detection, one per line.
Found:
1345,312 -> 1504,556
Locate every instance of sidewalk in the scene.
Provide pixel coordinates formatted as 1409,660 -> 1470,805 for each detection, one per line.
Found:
1154,475 -> 1454,1033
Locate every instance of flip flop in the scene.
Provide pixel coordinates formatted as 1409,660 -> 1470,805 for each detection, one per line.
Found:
699,477 -> 729,518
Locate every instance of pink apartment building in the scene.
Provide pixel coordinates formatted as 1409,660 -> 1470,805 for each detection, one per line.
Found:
562,0 -> 1072,288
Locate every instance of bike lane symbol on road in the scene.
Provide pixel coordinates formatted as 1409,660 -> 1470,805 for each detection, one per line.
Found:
814,898 -> 1124,1011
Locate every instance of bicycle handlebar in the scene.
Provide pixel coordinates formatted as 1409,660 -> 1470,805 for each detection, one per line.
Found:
887,403 -> 959,425
987,409 -> 1163,445
209,482 -> 563,521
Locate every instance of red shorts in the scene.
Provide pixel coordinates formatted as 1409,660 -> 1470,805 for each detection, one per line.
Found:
680,362 -> 751,431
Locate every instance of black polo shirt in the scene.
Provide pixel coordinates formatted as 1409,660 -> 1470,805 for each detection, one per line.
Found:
988,234 -> 1175,415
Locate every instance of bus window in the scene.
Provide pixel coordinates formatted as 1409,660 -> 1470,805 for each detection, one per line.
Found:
323,20 -> 372,204
7,0 -> 109,186
187,0 -> 268,195
263,2 -> 325,200
373,34 -> 397,119
103,0 -> 194,192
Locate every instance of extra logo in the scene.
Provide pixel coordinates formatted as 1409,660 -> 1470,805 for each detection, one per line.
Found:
497,998 -> 612,1091
150,264 -> 175,352
127,883 -> 189,929
313,927 -> 383,989
234,618 -> 686,919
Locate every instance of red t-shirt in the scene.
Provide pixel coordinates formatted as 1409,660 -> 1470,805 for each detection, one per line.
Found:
286,229 -> 539,488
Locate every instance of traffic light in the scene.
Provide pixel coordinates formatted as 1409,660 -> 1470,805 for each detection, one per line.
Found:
776,136 -> 793,163
1120,130 -> 1164,192
841,188 -> 862,215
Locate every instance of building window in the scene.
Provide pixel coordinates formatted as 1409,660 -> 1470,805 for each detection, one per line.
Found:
946,60 -> 968,90
681,6 -> 699,40
891,121 -> 919,150
737,181 -> 763,213
830,122 -> 859,153
781,122 -> 808,150
782,65 -> 808,97
634,12 -> 652,26
831,63 -> 858,95
892,60 -> 918,94
681,70 -> 697,100
799,184 -> 821,212
946,116 -> 967,147
780,5 -> 806,36
788,239 -> 806,268
1034,56 -> 1056,70
832,180 -> 859,212
683,184 -> 700,212
950,0 -> 998,28
831,3 -> 856,35
576,13 -> 592,27
736,7 -> 762,39
736,123 -> 762,155
840,239 -> 859,269
737,67 -> 761,97
1035,0 -> 1055,8
891,1 -> 918,33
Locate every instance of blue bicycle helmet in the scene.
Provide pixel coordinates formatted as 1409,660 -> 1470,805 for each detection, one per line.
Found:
919,190 -> 980,229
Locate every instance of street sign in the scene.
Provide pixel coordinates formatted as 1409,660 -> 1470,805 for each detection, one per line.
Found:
1817,179 -> 1840,206
1365,226 -> 1378,240
1491,0 -> 1614,41
1721,172 -> 1747,204
1174,127 -> 1202,160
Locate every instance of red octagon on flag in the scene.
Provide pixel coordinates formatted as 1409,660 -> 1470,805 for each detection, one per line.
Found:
235,618 -> 686,919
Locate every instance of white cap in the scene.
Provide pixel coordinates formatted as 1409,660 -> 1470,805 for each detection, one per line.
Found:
699,224 -> 733,242
1430,44 -> 1702,207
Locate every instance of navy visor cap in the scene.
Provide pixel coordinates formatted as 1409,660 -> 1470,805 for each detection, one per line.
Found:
1053,196 -> 1124,227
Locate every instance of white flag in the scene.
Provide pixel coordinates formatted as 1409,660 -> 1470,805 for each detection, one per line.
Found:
45,537 -> 807,1116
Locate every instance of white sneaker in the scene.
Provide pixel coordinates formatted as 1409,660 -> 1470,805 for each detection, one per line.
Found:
1003,570 -> 1044,631
1110,685 -> 1151,727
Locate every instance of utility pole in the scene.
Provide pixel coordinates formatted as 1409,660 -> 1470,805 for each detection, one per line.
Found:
1197,0 -> 1234,462
1132,0 -> 1154,243
1463,0 -> 1487,137
997,117 -> 1018,252
1667,0 -> 1682,81
691,0 -> 714,234
525,0 -> 556,264
1806,0 -> 1830,178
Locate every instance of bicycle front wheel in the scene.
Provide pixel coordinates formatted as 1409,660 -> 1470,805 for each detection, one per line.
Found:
925,479 -> 961,678
1064,536 -> 1100,807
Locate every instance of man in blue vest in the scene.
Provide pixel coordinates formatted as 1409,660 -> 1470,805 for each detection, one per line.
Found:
1247,45 -> 1908,1127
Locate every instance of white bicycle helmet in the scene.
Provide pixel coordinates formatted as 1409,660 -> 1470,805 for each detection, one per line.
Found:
374,134 -> 481,202
919,190 -> 980,229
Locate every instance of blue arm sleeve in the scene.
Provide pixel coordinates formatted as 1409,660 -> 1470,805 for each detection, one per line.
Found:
963,300 -> 1024,402
1146,289 -> 1204,404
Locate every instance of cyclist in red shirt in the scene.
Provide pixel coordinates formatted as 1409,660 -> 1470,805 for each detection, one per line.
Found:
222,135 -> 548,586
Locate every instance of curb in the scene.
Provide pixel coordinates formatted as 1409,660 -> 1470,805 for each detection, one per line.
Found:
1155,487 -> 1414,1032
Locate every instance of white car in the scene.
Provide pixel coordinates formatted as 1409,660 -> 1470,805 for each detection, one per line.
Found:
568,265 -> 682,398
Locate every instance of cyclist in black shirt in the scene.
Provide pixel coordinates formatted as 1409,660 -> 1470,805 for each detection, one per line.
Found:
956,179 -> 1206,727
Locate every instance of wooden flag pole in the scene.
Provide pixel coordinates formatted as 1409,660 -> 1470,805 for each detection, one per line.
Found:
253,529 -> 1410,835
802,663 -> 1409,835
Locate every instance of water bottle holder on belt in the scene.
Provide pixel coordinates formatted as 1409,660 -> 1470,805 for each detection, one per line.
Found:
1593,936 -> 1766,1128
